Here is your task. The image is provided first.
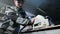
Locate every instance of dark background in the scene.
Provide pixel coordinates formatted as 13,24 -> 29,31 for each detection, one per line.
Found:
39,0 -> 60,24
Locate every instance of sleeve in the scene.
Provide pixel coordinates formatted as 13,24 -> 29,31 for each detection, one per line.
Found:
1,15 -> 11,29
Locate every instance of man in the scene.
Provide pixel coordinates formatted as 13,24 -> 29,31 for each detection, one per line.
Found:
3,0 -> 35,34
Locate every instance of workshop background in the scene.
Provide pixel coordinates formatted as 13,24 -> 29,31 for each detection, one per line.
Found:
0,0 -> 60,25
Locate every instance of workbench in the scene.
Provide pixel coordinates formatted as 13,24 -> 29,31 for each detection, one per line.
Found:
20,25 -> 60,34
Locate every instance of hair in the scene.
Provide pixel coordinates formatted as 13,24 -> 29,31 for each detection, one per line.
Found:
14,0 -> 24,3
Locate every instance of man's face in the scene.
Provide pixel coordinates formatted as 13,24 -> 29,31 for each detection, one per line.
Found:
14,0 -> 23,8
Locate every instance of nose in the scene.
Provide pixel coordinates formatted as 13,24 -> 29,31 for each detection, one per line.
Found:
20,3 -> 22,6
